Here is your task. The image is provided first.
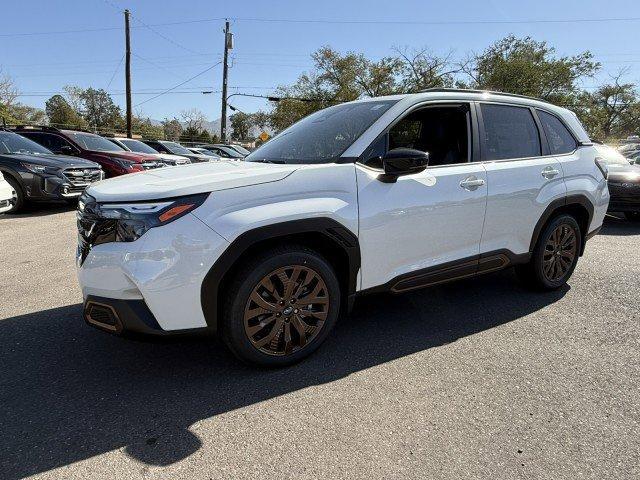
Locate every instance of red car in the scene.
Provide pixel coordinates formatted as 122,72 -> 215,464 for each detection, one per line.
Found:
12,126 -> 164,177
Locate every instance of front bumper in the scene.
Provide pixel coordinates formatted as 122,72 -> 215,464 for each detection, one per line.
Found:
22,169 -> 103,200
607,182 -> 640,212
83,295 -> 209,336
77,212 -> 230,332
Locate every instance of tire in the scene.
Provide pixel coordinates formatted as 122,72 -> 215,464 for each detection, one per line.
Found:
516,214 -> 582,290
4,175 -> 25,214
624,212 -> 640,221
221,245 -> 341,367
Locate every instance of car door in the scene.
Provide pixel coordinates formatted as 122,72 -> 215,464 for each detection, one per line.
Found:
356,102 -> 488,291
477,102 -> 566,257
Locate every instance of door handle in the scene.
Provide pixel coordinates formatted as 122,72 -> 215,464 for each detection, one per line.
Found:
541,166 -> 560,179
459,176 -> 486,190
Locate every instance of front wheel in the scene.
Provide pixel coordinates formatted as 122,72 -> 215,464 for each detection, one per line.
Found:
516,214 -> 582,290
4,176 -> 25,214
221,245 -> 341,367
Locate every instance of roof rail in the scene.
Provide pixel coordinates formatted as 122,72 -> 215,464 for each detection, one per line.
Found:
418,88 -> 550,104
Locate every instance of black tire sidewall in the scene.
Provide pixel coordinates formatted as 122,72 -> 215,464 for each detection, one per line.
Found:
222,248 -> 341,367
532,214 -> 582,289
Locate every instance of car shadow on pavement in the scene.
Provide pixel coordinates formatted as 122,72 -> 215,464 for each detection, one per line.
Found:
0,269 -> 567,479
0,202 -> 76,220
599,213 -> 640,236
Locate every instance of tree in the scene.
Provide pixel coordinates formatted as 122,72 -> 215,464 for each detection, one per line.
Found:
131,114 -> 163,139
574,72 -> 640,140
394,47 -> 457,92
162,117 -> 183,140
460,35 -> 599,105
179,126 -> 211,143
230,112 -> 252,141
45,94 -> 86,128
180,108 -> 207,131
79,88 -> 122,130
0,70 -> 18,109
266,46 -> 457,132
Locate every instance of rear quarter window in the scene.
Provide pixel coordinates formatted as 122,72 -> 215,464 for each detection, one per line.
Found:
537,110 -> 577,155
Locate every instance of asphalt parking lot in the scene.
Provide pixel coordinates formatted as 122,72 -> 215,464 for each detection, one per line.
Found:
0,205 -> 638,480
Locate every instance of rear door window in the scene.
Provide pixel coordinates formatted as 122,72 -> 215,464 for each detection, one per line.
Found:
480,104 -> 541,160
536,110 -> 577,155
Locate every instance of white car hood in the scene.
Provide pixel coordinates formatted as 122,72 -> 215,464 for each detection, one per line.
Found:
87,161 -> 299,202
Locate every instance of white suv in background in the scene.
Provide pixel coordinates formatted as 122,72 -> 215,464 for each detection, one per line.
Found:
0,171 -> 15,214
77,89 -> 609,366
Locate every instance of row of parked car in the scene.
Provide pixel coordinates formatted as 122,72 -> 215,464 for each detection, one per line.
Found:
0,125 -> 251,213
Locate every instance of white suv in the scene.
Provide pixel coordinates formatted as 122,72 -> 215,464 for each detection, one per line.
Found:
77,89 -> 609,366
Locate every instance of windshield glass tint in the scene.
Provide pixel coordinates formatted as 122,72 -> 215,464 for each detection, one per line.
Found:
231,145 -> 250,155
163,142 -> 192,155
71,133 -> 125,152
246,100 -> 398,164
120,139 -> 158,154
0,132 -> 53,155
217,146 -> 243,157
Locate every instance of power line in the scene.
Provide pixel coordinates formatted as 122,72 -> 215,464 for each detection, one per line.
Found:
3,15 -> 640,37
105,54 -> 124,90
134,62 -> 222,107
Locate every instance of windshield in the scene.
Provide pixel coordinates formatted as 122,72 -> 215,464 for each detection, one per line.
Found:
0,132 -> 53,155
230,144 -> 250,155
70,133 -> 125,152
246,99 -> 398,164
216,146 -> 243,158
120,138 -> 159,154
162,141 -> 193,155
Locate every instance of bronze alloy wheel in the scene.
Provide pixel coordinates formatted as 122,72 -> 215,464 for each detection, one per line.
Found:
542,223 -> 578,282
243,265 -> 329,356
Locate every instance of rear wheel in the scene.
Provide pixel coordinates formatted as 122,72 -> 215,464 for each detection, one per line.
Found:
221,245 -> 340,367
624,212 -> 640,221
4,176 -> 25,214
516,214 -> 582,290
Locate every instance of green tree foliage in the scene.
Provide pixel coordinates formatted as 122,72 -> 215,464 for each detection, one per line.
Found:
461,35 -> 600,104
79,88 -> 122,130
575,73 -> 640,140
230,112 -> 253,141
179,126 -> 211,143
162,118 -> 183,140
45,94 -> 86,128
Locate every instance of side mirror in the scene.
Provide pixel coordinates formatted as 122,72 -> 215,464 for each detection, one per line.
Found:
60,145 -> 76,155
379,148 -> 429,182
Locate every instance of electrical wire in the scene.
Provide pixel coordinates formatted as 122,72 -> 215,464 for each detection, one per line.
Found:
3,15 -> 640,37
133,62 -> 222,107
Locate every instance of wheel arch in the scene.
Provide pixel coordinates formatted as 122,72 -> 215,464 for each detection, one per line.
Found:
529,195 -> 594,256
200,218 -> 360,334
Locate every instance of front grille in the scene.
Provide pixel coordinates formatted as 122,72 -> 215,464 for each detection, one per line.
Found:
63,168 -> 103,186
76,193 -> 116,265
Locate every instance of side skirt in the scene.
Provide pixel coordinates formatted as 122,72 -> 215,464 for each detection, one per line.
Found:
358,250 -> 530,296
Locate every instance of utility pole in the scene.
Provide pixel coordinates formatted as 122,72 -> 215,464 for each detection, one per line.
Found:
124,9 -> 132,138
220,21 -> 232,141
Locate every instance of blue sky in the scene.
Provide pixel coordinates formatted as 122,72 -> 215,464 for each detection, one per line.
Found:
3,0 -> 640,122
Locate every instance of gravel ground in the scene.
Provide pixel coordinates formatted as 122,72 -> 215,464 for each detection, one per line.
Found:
0,205 -> 638,480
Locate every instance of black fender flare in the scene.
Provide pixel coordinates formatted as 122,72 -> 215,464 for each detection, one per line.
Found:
529,194 -> 594,254
200,218 -> 360,333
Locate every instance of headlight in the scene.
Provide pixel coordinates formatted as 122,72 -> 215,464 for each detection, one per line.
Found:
21,162 -> 58,175
112,158 -> 144,172
96,193 -> 209,242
